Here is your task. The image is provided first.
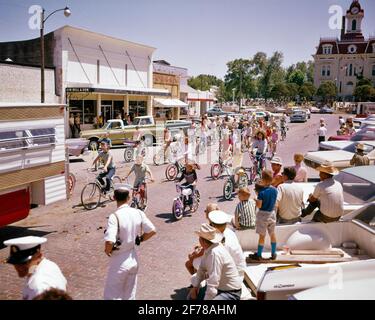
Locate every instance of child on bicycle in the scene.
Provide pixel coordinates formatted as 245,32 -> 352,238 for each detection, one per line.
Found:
177,163 -> 198,208
252,130 -> 267,174
92,140 -> 116,193
125,155 -> 155,200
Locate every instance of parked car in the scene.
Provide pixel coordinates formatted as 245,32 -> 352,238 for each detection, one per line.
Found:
290,110 -> 308,123
66,138 -> 89,157
328,127 -> 375,141
320,106 -> 334,114
237,202 -> 375,300
319,140 -> 375,151
304,142 -> 375,170
290,278 -> 375,300
207,106 -> 232,117
310,106 -> 320,114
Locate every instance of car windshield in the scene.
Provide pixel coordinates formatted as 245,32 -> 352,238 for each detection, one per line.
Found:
352,204 -> 375,231
335,172 -> 375,204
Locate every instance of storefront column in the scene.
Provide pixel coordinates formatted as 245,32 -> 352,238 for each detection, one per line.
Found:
97,94 -> 102,116
147,96 -> 153,116
124,95 -> 129,115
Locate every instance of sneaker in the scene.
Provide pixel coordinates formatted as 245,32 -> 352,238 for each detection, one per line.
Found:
269,253 -> 277,260
248,253 -> 261,261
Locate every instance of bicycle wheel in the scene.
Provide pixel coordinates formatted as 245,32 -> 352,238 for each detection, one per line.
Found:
165,164 -> 178,181
172,199 -> 184,220
191,190 -> 200,213
67,173 -> 76,197
223,179 -> 234,200
124,148 -> 134,163
210,163 -> 222,180
238,171 -> 249,189
81,183 -> 101,210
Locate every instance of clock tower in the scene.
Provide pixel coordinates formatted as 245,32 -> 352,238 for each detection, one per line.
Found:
342,0 -> 365,41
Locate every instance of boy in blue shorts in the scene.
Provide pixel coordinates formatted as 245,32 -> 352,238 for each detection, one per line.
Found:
249,169 -> 278,261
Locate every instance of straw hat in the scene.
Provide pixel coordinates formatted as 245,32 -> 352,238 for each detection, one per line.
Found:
238,187 -> 251,200
356,143 -> 365,151
195,223 -> 223,244
316,163 -> 339,176
270,156 -> 283,166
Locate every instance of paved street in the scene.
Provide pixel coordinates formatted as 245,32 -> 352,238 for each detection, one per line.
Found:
0,114 -> 340,300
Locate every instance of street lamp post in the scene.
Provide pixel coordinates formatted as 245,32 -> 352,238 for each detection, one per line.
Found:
40,6 -> 71,103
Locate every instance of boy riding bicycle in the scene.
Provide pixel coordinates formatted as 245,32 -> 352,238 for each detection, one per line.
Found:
92,140 -> 116,194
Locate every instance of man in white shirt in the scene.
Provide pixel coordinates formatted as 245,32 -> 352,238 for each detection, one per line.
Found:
275,167 -> 304,224
4,236 -> 67,300
104,184 -> 156,300
317,122 -> 328,144
301,164 -> 344,223
190,223 -> 242,300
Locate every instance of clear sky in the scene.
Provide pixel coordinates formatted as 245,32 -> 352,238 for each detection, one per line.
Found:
0,0 -> 374,79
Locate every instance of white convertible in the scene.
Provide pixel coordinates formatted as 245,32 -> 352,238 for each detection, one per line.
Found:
236,202 -> 375,300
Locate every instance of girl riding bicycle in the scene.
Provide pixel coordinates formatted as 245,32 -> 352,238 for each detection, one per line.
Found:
252,130 -> 267,174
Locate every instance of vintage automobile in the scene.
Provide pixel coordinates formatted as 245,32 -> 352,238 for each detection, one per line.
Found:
80,116 -> 191,149
309,106 -> 320,114
319,139 -> 375,151
290,110 -> 308,123
320,106 -> 334,114
328,127 -> 375,141
304,142 -> 375,170
290,278 -> 375,300
207,105 -> 233,117
236,202 -> 375,300
66,138 -> 89,157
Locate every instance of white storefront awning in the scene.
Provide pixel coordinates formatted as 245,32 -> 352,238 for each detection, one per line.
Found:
154,98 -> 188,108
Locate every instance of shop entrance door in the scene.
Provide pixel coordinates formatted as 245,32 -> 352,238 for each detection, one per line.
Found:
101,104 -> 113,123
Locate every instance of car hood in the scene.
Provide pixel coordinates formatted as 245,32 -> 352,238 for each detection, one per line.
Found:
305,150 -> 355,164
66,138 -> 89,145
319,141 -> 353,151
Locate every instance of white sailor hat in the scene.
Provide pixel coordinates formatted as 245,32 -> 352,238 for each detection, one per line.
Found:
113,183 -> 132,192
208,210 -> 232,225
3,236 -> 47,265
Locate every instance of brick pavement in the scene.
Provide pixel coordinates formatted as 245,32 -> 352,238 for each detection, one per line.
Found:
0,114 -> 340,300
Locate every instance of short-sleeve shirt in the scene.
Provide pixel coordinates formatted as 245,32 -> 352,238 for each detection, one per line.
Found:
99,151 -> 115,169
276,181 -> 304,220
294,164 -> 308,182
129,163 -> 150,186
104,204 -> 155,252
235,200 -> 256,229
312,178 -> 344,218
258,186 -> 278,212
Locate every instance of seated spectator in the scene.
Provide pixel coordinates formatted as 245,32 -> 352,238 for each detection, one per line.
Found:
275,167 -> 304,224
293,153 -> 308,182
301,164 -> 344,223
233,187 -> 256,230
189,224 -> 242,300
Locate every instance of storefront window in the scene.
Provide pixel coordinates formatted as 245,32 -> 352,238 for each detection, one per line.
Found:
83,100 -> 97,124
69,100 -> 83,123
114,101 -> 124,120
129,101 -> 147,118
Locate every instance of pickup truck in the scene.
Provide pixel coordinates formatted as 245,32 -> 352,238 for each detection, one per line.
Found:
80,116 -> 191,150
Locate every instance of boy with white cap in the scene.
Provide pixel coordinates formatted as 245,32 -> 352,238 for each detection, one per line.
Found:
3,236 -> 67,300
189,223 -> 242,300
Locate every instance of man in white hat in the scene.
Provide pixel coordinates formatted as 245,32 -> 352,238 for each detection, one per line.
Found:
103,183 -> 156,300
3,236 -> 67,300
270,156 -> 283,188
208,210 -> 246,279
350,143 -> 370,167
189,223 -> 242,300
301,163 -> 344,223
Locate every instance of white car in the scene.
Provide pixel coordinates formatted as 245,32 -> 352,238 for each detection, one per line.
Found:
310,106 -> 320,114
290,278 -> 375,300
319,140 -> 375,152
304,142 -> 375,170
237,202 -> 375,300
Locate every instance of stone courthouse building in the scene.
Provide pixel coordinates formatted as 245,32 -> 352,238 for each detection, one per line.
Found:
313,0 -> 375,100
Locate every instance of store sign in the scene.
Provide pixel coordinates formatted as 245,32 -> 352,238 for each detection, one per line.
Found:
66,88 -> 92,93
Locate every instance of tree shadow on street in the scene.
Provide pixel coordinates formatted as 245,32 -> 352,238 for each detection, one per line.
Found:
170,287 -> 189,300
0,226 -> 54,249
69,158 -> 85,163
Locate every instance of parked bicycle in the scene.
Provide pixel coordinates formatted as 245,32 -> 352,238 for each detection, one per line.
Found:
222,167 -> 249,201
80,169 -> 122,210
172,183 -> 201,220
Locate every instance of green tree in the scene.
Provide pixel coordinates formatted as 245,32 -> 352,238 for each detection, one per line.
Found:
270,83 -> 289,102
286,83 -> 299,101
316,81 -> 337,103
356,77 -> 372,87
288,70 -> 305,87
188,74 -> 223,91
354,85 -> 375,102
299,82 -> 316,101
